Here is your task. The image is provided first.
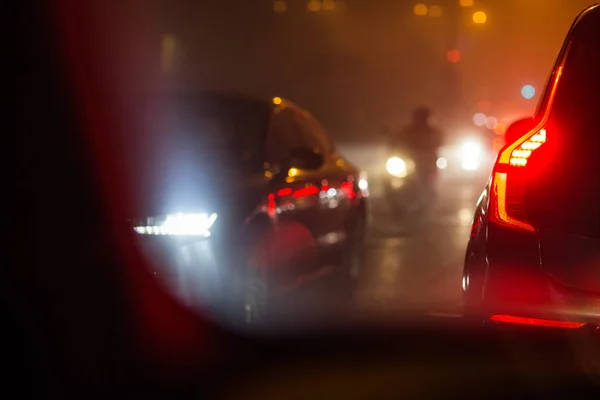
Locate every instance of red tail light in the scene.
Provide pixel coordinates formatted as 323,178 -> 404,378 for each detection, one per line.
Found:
489,65 -> 563,233
490,128 -> 547,232
490,314 -> 584,329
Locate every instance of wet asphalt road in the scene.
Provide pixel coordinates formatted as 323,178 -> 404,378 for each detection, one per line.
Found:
353,172 -> 487,319
145,162 -> 490,327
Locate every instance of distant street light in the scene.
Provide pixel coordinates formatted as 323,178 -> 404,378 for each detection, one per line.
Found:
472,11 -> 487,24
447,49 -> 461,63
459,0 -> 474,7
414,3 -> 428,16
160,34 -> 178,73
323,0 -> 335,11
494,122 -> 507,135
273,0 -> 286,13
473,112 -> 486,126
307,0 -> 321,12
521,84 -> 536,99
485,116 -> 498,130
428,5 -> 443,17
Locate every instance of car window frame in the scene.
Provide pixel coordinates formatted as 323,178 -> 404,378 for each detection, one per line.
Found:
264,106 -> 304,167
290,109 -> 333,160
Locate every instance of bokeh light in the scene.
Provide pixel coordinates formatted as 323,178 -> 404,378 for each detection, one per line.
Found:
473,112 -> 486,126
273,96 -> 282,105
429,5 -> 442,17
436,157 -> 448,169
494,122 -> 507,135
414,3 -> 428,16
485,116 -> 498,130
472,11 -> 487,24
459,0 -> 474,6
447,49 -> 461,63
160,34 -> 177,73
521,84 -> 536,99
273,0 -> 286,13
307,0 -> 321,12
323,0 -> 336,10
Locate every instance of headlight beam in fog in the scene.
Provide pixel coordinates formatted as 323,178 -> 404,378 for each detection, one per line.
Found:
386,156 -> 408,178
459,141 -> 482,171
133,212 -> 218,237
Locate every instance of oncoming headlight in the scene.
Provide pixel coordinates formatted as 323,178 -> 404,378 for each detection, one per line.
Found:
459,141 -> 482,171
386,156 -> 408,178
133,212 -> 218,237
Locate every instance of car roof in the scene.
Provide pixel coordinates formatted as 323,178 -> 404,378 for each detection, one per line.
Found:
153,90 -> 272,109
571,3 -> 599,34
145,90 -> 311,117
533,3 -> 599,118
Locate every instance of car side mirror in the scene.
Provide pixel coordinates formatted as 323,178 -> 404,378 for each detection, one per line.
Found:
505,117 -> 536,145
287,147 -> 324,170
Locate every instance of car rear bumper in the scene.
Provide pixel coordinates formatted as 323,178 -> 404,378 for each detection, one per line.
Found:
482,265 -> 600,325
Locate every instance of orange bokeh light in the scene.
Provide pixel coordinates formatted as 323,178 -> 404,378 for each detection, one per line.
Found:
414,4 -> 428,16
494,122 -> 507,135
473,11 -> 487,24
447,49 -> 461,63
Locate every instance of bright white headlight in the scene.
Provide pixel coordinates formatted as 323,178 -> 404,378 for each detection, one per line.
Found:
134,212 -> 218,237
460,141 -> 482,171
386,157 -> 408,178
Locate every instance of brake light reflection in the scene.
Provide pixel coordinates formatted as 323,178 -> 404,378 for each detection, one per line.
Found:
490,314 -> 584,329
277,188 -> 292,197
293,186 -> 319,198
341,181 -> 356,199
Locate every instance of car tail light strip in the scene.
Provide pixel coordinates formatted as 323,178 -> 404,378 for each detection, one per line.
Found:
490,314 -> 584,329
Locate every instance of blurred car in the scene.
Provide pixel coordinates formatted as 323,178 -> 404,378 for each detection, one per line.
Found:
463,4 -> 600,328
128,92 -> 367,324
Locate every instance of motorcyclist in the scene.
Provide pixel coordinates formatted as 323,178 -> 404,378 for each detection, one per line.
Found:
391,107 -> 443,180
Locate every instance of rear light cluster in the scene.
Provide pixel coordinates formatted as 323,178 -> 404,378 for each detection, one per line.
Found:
489,63 -> 562,232
508,129 -> 547,167
491,128 -> 548,232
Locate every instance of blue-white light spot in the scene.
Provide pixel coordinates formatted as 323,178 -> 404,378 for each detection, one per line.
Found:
521,85 -> 535,99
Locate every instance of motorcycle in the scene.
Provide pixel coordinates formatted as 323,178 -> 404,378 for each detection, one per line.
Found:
384,146 -> 438,214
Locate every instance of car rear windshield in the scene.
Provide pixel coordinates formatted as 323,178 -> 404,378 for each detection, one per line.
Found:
525,16 -> 600,238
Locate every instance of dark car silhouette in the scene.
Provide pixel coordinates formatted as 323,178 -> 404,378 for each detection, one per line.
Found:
463,4 -> 600,329
126,92 -> 367,324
